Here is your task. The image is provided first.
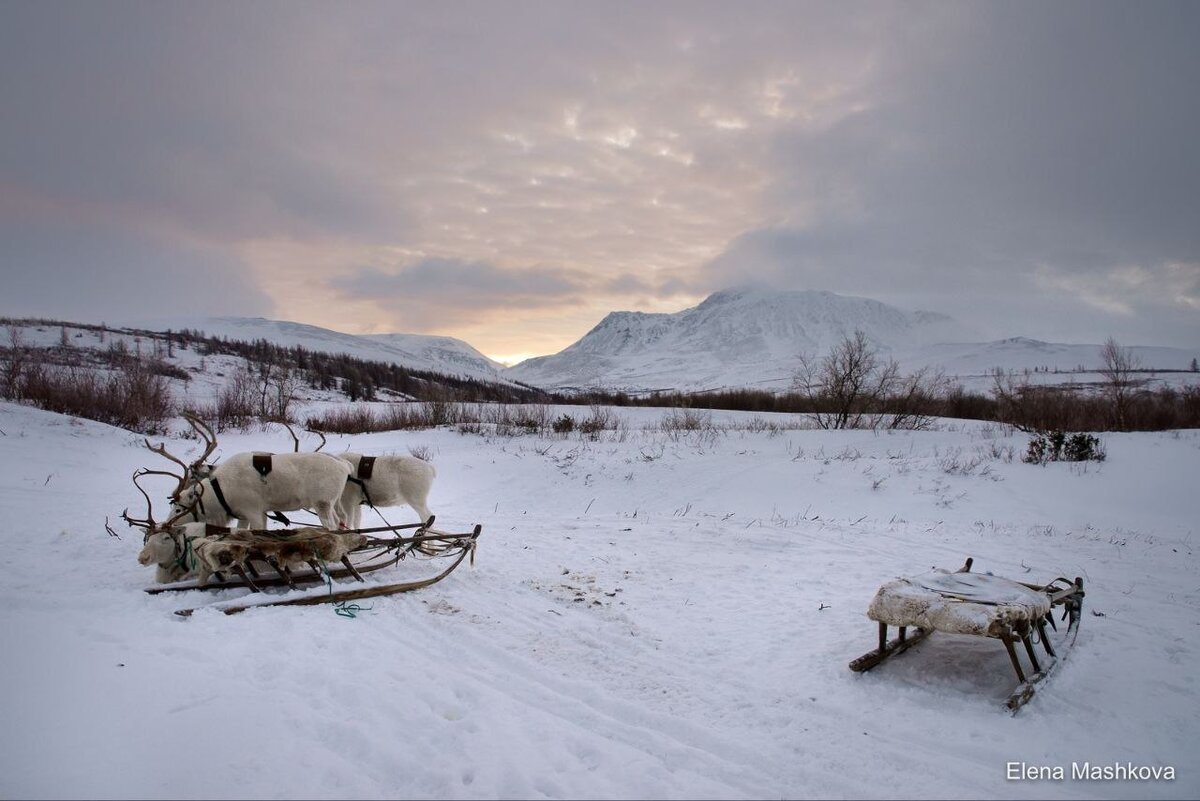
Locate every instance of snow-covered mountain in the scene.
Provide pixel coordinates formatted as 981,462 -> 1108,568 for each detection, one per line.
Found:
903,337 -> 1200,377
101,298 -> 1200,397
116,316 -> 509,384
505,288 -> 980,392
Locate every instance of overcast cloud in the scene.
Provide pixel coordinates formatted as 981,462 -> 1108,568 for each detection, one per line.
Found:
2,0 -> 1196,361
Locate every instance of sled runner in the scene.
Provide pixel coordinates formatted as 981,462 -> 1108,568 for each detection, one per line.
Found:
848,557 -> 1085,712
140,517 -> 483,617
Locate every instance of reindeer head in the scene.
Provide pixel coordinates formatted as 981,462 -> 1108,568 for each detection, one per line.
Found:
123,467 -> 208,582
142,412 -> 218,515
168,479 -> 210,524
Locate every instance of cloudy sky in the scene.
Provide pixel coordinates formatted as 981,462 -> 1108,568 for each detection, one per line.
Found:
2,1 -> 1197,363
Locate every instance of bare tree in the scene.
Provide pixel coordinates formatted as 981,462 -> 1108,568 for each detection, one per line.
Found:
795,330 -> 899,430
3,326 -> 28,398
1099,336 -> 1141,430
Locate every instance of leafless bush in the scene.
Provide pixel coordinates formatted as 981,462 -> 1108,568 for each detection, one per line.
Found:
485,402 -> 552,435
408,444 -> 435,462
7,351 -> 174,433
578,404 -> 618,440
306,400 -> 471,434
659,406 -> 713,433
793,330 -> 946,430
214,365 -> 258,430
3,327 -> 28,397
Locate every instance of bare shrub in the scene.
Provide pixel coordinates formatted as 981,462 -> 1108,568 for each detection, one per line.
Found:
660,406 -> 713,433
305,405 -> 379,434
793,330 -> 944,430
487,403 -> 549,435
408,444 -> 435,462
214,365 -> 257,431
2,327 -> 28,398
574,404 -> 622,440
306,400 -> 470,434
9,352 -> 174,433
881,367 -> 949,430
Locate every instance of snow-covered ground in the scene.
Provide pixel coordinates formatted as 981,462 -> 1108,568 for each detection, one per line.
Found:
1,400 -> 1197,799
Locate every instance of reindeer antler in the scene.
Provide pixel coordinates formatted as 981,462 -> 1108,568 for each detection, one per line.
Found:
282,421 -> 301,453
123,469 -> 160,531
180,412 -> 218,474
141,441 -> 190,498
143,413 -> 219,500
282,421 -> 326,452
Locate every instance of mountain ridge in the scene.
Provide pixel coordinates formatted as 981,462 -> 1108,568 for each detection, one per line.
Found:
505,288 -> 980,391
103,291 -> 1199,395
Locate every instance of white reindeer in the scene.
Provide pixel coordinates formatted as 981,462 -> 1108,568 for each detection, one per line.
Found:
170,451 -> 352,529
137,521 -> 210,583
336,452 -> 436,530
148,414 -> 352,531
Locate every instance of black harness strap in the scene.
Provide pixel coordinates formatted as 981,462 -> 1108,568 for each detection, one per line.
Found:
208,477 -> 240,521
347,456 -> 377,508
358,456 -> 376,480
249,455 -> 289,523
347,476 -> 374,508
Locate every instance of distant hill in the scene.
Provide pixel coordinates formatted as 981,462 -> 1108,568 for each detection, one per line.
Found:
115,316 -> 510,386
504,289 -> 1200,393
504,288 -> 978,392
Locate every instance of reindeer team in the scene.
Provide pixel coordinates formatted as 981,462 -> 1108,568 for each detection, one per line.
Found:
130,413 -> 436,583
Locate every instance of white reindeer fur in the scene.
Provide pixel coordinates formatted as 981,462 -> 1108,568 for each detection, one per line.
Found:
137,522 -> 209,583
172,451 -> 352,529
336,453 -> 436,529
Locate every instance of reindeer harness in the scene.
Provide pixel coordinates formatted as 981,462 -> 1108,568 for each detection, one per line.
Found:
346,456 -> 378,508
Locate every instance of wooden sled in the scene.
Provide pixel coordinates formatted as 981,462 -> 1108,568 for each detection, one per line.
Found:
849,557 -> 1085,712
141,517 -> 483,617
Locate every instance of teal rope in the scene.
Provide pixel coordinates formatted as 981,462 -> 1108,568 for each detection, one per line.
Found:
317,555 -> 372,619
175,535 -> 197,574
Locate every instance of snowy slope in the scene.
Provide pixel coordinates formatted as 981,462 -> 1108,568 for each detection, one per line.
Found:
901,337 -> 1200,376
505,288 -> 979,392
504,290 -> 1200,394
1,400 -> 1197,799
116,316 -> 509,384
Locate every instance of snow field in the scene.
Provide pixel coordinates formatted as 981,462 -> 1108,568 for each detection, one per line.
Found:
1,400 -> 1197,799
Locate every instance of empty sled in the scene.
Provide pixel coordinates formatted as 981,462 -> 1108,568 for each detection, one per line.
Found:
849,557 -> 1085,711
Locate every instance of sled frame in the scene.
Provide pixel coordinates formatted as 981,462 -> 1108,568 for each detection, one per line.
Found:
849,557 -> 1085,712
141,517 -> 483,617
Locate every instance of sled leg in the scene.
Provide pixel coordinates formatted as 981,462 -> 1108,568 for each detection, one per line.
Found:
1021,633 -> 1041,674
1037,617 -> 1056,658
341,555 -> 366,582
849,623 -> 930,672
231,565 -> 261,593
264,556 -> 296,589
1002,635 -> 1027,683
